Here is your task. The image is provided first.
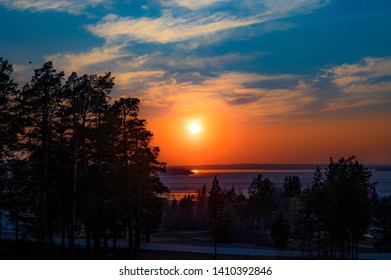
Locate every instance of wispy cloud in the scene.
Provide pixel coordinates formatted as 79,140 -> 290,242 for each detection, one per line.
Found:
160,0 -> 229,10
162,0 -> 330,13
86,0 -> 330,45
303,57 -> 391,114
200,73 -> 315,119
323,57 -> 391,88
131,71 -> 313,121
0,0 -> 110,15
117,51 -> 263,71
123,57 -> 391,122
261,0 -> 330,14
114,70 -> 167,96
87,12 -> 266,44
45,44 -> 129,75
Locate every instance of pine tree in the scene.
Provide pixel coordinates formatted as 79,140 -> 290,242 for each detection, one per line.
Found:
110,97 -> 167,257
19,61 -> 64,243
306,166 -> 326,257
61,71 -> 113,256
195,185 -> 208,229
0,58 -> 18,244
0,57 -> 18,160
271,214 -> 290,249
248,174 -> 275,229
372,195 -> 391,252
283,176 -> 302,198
324,156 -> 374,259
208,176 -> 232,258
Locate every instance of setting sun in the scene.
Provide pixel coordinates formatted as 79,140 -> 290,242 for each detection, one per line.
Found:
187,121 -> 202,135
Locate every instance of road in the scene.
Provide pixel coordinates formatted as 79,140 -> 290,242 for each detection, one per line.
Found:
2,230 -> 391,259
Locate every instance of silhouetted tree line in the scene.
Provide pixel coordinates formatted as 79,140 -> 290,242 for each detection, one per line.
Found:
0,58 -> 167,258
162,157 -> 388,259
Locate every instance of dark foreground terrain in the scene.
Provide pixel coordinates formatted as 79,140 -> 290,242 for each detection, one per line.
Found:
0,240 -> 308,260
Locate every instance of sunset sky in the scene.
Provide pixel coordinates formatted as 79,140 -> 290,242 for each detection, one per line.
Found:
1,0 -> 390,165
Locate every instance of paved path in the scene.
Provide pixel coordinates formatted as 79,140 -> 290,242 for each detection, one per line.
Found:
2,230 -> 391,259
140,242 -> 305,258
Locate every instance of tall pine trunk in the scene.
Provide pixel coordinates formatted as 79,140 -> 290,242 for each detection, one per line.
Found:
70,145 -> 77,258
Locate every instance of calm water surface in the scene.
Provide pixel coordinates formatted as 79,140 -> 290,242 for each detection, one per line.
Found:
160,169 -> 391,198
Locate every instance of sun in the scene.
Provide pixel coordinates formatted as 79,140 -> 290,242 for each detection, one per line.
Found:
187,121 -> 202,135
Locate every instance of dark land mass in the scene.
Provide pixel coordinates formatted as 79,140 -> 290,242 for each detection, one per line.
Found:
166,163 -> 391,175
374,166 -> 391,171
0,240 -> 305,260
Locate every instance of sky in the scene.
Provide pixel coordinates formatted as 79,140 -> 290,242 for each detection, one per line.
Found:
0,0 -> 390,166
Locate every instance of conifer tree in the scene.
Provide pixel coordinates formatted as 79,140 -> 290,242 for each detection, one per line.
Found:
19,61 -> 64,243
248,174 -> 275,229
324,156 -> 374,259
0,58 -> 18,160
208,176 -> 232,258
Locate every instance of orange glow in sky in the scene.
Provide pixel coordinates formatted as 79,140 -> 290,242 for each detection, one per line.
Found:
143,96 -> 391,166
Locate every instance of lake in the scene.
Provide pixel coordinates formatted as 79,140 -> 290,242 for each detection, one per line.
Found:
160,168 -> 391,198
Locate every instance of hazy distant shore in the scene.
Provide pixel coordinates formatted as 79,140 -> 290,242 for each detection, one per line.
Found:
166,163 -> 391,175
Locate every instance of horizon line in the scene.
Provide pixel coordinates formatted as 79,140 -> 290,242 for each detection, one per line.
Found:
167,162 -> 391,168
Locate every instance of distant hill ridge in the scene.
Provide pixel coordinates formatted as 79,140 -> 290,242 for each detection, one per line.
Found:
166,163 -> 391,175
182,163 -> 324,170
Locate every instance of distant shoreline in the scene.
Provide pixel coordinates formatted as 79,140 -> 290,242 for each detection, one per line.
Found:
166,163 -> 391,175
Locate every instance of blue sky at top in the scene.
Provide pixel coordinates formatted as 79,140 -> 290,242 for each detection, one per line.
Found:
1,1 -> 389,72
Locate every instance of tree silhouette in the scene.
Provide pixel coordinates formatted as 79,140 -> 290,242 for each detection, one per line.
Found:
18,61 -> 64,243
271,214 -> 290,249
296,158 -> 375,259
372,195 -> 391,252
195,185 -> 208,229
279,176 -> 302,242
208,176 -> 232,258
0,58 -> 19,243
283,176 -> 302,198
0,58 -> 18,160
0,58 -> 168,259
110,97 -> 167,257
301,166 -> 326,257
324,156 -> 374,259
248,174 -> 275,229
61,71 -> 114,257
